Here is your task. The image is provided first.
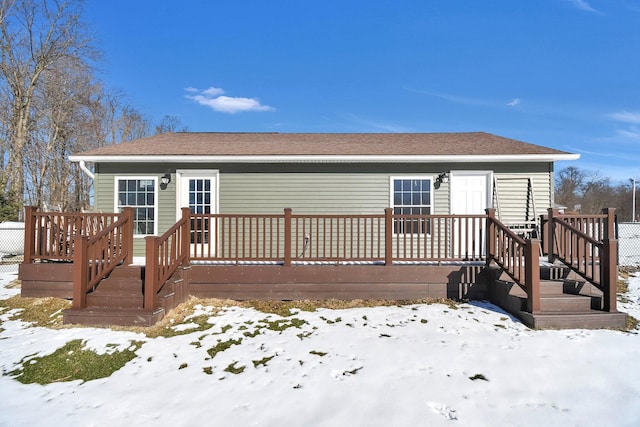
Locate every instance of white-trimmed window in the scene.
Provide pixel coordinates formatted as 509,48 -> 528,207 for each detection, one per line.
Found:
391,177 -> 433,234
115,177 -> 158,236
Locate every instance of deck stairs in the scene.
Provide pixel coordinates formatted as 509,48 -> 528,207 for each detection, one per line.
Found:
489,262 -> 627,329
63,265 -> 189,327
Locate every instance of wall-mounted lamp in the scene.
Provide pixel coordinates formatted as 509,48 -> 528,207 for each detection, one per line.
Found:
434,172 -> 449,189
160,170 -> 172,190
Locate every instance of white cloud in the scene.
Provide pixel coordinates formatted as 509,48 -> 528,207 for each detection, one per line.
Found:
342,113 -> 415,132
566,0 -> 599,12
405,88 -> 492,107
607,111 -> 640,141
201,86 -> 225,97
507,98 -> 521,107
608,110 -> 640,124
185,87 -> 274,114
615,127 -> 640,140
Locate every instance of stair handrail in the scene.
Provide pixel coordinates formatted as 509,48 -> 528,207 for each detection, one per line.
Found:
546,208 -> 617,312
486,208 -> 541,313
144,208 -> 191,311
23,206 -> 120,263
72,208 -> 134,309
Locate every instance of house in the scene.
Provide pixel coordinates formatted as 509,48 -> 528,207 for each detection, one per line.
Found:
69,132 -> 577,248
19,132 -> 627,329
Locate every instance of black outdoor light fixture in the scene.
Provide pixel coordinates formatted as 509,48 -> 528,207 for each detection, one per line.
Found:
434,172 -> 448,189
160,170 -> 172,189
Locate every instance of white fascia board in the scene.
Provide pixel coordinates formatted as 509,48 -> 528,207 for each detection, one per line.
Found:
69,153 -> 580,163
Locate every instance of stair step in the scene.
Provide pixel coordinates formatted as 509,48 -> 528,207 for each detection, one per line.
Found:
87,291 -> 143,309
502,280 -> 567,297
107,265 -> 145,280
96,277 -> 143,292
563,280 -> 601,296
63,307 -> 165,327
517,311 -> 627,330
539,280 -> 565,295
540,294 -> 592,312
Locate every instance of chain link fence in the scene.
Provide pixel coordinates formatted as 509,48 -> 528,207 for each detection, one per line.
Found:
619,222 -> 640,268
0,221 -> 24,275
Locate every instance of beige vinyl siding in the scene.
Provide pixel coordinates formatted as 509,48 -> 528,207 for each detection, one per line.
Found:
433,180 -> 449,214
219,173 -> 446,260
92,161 -> 554,256
492,172 -> 552,225
219,173 -> 391,214
95,162 -> 552,221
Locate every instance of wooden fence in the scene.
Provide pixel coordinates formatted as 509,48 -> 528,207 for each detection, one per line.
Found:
144,208 -> 191,311
71,208 -> 134,309
544,208 -> 617,311
486,208 -> 541,312
23,206 -> 122,263
189,208 -> 487,264
21,205 -> 618,315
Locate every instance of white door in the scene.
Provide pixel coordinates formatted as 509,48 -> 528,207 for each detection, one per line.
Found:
450,172 -> 490,258
178,171 -> 218,256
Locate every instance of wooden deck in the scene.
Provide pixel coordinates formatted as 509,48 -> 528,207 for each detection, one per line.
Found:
18,207 -> 627,329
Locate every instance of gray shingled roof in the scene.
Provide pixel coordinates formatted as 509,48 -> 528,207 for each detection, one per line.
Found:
71,132 -> 575,159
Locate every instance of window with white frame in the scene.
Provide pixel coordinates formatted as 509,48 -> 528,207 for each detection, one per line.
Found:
116,178 -> 157,236
392,177 -> 432,234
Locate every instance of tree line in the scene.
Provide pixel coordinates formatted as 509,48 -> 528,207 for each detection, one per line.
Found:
0,0 -> 183,221
555,166 -> 638,223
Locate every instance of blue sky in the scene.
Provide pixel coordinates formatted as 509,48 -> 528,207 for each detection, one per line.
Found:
84,0 -> 639,183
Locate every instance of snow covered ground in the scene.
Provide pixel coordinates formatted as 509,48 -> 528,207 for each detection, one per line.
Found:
1,264 -> 639,427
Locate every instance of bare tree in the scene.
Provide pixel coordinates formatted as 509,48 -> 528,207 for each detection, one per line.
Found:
87,89 -> 150,147
580,174 -> 613,214
555,166 -> 636,221
555,166 -> 586,211
23,61 -> 150,211
0,0 -> 96,209
155,115 -> 187,134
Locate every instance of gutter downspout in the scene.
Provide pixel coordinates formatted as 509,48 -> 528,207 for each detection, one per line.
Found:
78,160 -> 94,180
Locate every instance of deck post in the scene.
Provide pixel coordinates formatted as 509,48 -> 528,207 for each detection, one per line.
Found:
284,208 -> 292,266
547,208 -> 560,264
539,213 -> 549,255
602,208 -> 616,240
122,207 -> 134,265
485,208 -> 496,266
72,234 -> 89,309
181,208 -> 191,265
601,208 -> 617,312
384,208 -> 393,266
525,239 -> 541,313
23,206 -> 37,263
144,236 -> 159,311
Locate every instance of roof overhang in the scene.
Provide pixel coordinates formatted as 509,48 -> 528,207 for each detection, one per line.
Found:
69,153 -> 580,163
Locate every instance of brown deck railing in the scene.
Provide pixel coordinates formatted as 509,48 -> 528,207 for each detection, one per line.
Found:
23,206 -> 120,262
23,205 -> 617,314
144,208 -> 191,311
486,208 -> 541,312
545,208 -> 617,311
392,212 -> 486,261
191,212 -> 286,261
190,208 -> 488,264
72,208 -> 134,309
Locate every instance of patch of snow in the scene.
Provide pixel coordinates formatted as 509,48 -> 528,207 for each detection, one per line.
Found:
0,270 -> 639,426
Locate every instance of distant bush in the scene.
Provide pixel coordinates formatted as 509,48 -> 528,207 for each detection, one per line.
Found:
0,190 -> 20,222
